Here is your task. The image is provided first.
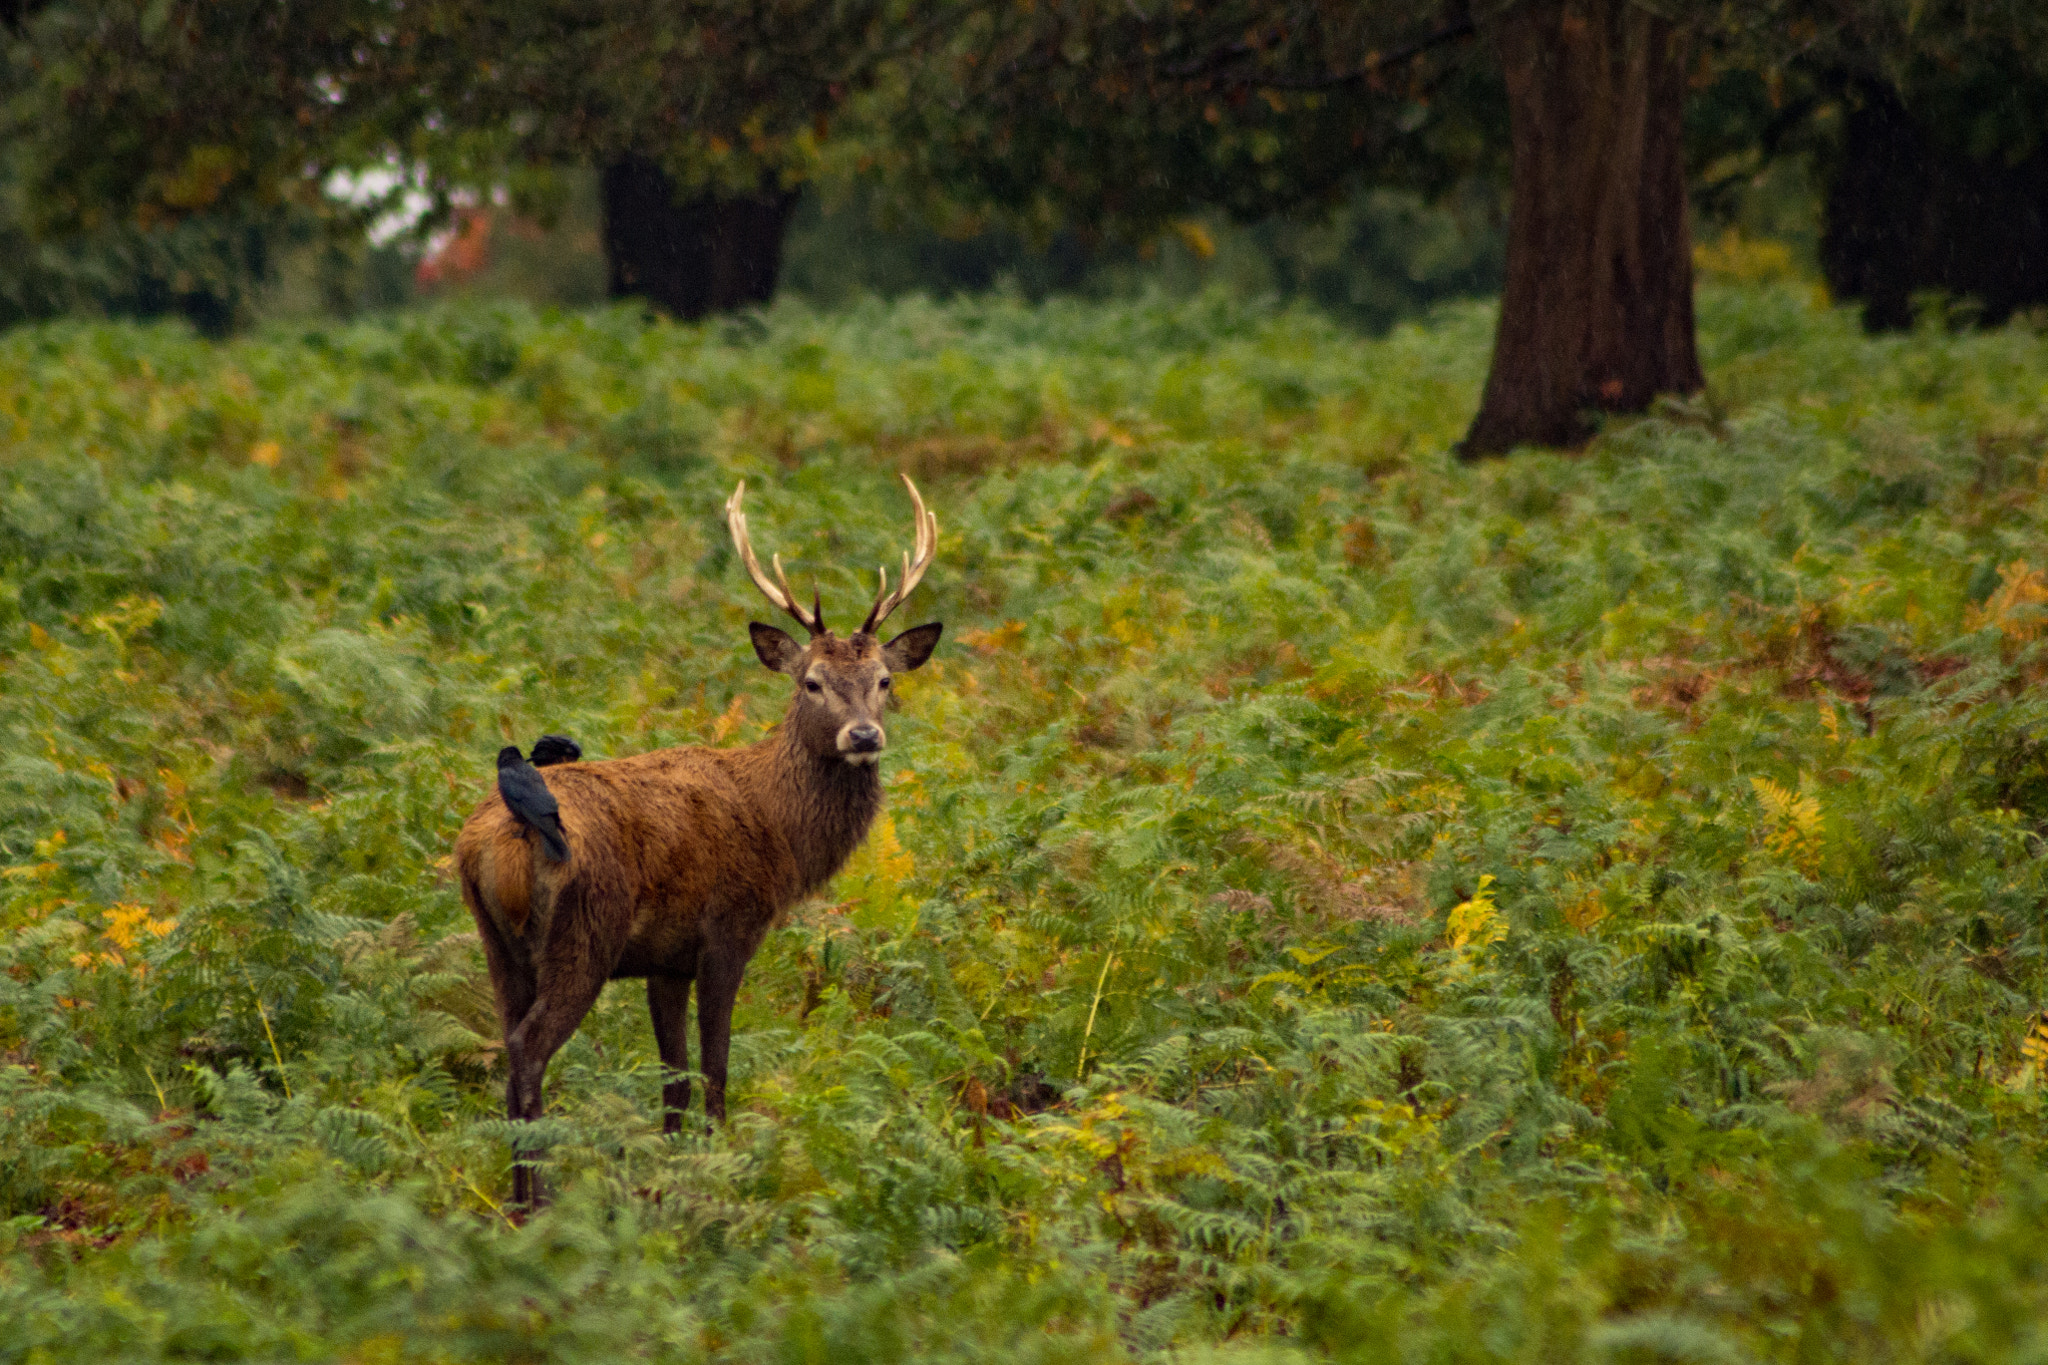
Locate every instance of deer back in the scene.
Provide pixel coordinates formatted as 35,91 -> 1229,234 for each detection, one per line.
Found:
455,738 -> 880,956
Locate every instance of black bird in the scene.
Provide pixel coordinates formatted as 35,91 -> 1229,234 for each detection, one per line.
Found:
497,746 -> 569,863
528,734 -> 582,767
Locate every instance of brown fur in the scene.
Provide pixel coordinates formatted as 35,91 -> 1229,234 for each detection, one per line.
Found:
455,622 -> 941,1206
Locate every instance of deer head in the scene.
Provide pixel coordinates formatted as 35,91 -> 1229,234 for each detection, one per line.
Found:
726,475 -> 943,765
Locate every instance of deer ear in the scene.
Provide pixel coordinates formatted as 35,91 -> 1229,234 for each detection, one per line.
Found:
882,622 -> 942,673
750,622 -> 804,674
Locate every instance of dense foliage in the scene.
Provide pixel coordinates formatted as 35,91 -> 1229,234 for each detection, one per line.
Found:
1,0 -> 926,223
4,277 -> 2048,1359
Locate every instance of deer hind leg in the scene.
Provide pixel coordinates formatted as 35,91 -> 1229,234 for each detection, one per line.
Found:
463,870 -> 540,1144
647,971 -> 696,1134
504,943 -> 613,1207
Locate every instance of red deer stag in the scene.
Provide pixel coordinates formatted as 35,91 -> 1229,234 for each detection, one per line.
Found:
456,476 -> 943,1205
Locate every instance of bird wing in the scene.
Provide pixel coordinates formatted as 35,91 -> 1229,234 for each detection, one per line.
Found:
498,761 -> 570,863
499,764 -> 559,820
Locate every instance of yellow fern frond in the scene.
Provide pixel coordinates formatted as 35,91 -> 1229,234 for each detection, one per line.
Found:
1967,561 -> 2048,645
868,812 -> 914,886
1818,701 -> 1841,743
1752,776 -> 1824,873
1447,875 -> 1506,953
2022,1011 -> 2048,1067
1750,775 -> 1794,821
2005,1010 -> 2048,1092
839,812 -> 916,933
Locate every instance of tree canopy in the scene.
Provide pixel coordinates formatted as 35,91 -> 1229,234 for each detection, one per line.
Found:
2,1 -> 935,231
4,0 -> 2048,444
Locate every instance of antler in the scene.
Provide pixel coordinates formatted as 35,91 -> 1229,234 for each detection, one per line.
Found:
860,473 -> 939,636
725,481 -> 825,637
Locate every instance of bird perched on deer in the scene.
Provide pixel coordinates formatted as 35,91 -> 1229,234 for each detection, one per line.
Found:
527,734 -> 582,767
455,475 -> 943,1206
492,736 -> 580,863
495,746 -> 569,863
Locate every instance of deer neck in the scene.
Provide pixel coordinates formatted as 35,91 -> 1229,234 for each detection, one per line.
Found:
759,722 -> 885,894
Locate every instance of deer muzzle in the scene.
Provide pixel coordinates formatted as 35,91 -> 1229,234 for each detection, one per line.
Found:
838,721 -> 885,764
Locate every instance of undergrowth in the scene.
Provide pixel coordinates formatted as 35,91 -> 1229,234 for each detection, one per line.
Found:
2,283 -> 2048,1360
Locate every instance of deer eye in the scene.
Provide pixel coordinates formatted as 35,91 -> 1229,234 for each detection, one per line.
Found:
878,676 -> 891,690
805,679 -> 823,695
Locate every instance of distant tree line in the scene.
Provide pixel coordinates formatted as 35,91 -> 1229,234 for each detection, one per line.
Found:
2,0 -> 2045,454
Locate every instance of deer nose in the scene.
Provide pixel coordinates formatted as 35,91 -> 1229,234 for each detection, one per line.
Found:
845,723 -> 884,753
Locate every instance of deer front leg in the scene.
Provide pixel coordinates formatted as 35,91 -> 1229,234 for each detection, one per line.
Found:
694,940 -> 754,1125
647,973 -> 695,1134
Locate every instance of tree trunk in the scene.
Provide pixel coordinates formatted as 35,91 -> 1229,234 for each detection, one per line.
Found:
600,156 -> 800,320
1821,78 -> 2048,333
1461,0 -> 1702,458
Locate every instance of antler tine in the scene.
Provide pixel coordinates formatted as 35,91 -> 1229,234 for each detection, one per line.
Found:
892,472 -> 939,605
906,472 -> 934,560
861,474 -> 941,635
770,553 -> 812,627
860,563 -> 890,635
725,481 -> 823,636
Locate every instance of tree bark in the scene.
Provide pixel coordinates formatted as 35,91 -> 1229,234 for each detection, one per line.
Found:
1821,78 -> 2048,333
1461,0 -> 1703,458
600,156 -> 800,320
